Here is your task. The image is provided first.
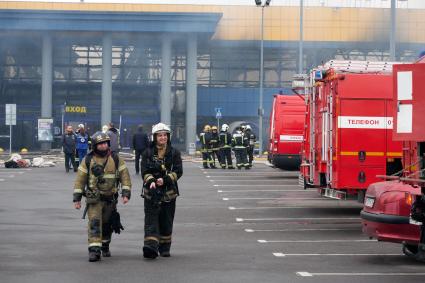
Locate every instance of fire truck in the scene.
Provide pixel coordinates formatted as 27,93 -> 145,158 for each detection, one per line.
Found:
361,58 -> 425,261
299,60 -> 403,201
268,92 -> 305,170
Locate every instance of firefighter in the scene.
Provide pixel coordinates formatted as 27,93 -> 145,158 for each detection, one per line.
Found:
232,127 -> 250,170
210,125 -> 220,168
200,125 -> 213,169
141,123 -> 183,259
73,132 -> 132,262
219,124 -> 234,169
245,125 -> 257,168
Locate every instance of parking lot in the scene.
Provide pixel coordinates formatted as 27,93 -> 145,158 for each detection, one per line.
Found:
0,160 -> 424,283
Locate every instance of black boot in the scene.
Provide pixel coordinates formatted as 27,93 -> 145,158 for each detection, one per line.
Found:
143,246 -> 158,259
101,243 -> 111,257
159,243 -> 171,257
88,247 -> 101,262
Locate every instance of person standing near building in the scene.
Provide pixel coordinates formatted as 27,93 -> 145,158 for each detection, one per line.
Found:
200,125 -> 212,169
76,124 -> 89,164
245,125 -> 257,168
218,124 -> 234,169
73,132 -> 132,262
107,122 -> 120,154
133,124 -> 150,175
141,123 -> 183,259
232,127 -> 250,170
62,125 -> 77,173
209,126 -> 220,169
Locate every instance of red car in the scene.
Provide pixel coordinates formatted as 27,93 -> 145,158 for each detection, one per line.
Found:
361,180 -> 421,255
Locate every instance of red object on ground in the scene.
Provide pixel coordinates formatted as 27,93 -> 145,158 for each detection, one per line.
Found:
268,94 -> 305,170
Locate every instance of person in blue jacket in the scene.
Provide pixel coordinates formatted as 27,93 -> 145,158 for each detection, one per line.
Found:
76,124 -> 89,164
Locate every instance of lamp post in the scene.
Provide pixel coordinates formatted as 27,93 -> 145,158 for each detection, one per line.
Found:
255,0 -> 270,156
390,0 -> 396,61
298,0 -> 304,74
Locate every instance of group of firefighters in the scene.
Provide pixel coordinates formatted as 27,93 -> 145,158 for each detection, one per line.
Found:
199,124 -> 257,170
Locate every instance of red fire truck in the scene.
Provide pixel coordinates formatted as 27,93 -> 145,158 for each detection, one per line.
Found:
268,93 -> 305,170
299,60 -> 403,201
361,59 -> 425,261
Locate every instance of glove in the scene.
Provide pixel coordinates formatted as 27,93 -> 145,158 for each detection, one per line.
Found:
110,210 -> 124,234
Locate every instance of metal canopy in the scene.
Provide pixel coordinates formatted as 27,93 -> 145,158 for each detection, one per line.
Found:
0,9 -> 222,34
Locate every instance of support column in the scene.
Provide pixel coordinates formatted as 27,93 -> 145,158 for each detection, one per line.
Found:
41,33 -> 53,150
41,33 -> 52,118
101,33 -> 112,127
160,35 -> 172,125
185,34 -> 197,153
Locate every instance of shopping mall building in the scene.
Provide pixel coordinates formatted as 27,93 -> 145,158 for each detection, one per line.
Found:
0,1 -> 424,151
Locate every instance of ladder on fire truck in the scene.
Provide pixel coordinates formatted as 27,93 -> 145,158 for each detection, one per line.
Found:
306,60 -> 402,199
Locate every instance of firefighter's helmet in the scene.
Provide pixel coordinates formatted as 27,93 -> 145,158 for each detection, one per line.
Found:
221,124 -> 229,131
204,125 -> 211,132
245,125 -> 252,131
152,123 -> 171,135
91,131 -> 110,146
211,125 -> 218,131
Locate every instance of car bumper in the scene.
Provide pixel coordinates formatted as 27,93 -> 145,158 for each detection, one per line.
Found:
361,210 -> 420,244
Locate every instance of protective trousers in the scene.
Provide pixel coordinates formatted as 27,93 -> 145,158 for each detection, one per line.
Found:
219,148 -> 233,168
144,198 -> 176,254
87,200 -> 116,249
234,148 -> 249,169
201,151 -> 212,168
247,146 -> 254,166
211,149 -> 219,168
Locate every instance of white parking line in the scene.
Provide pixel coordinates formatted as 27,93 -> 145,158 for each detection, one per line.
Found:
229,206 -> 315,210
0,178 -> 5,181
0,171 -> 24,174
296,271 -> 425,277
274,253 -> 401,257
245,228 -> 358,232
224,197 -> 319,201
218,189 -> 312,193
258,239 -> 375,243
210,179 -> 298,182
214,184 -> 297,187
236,217 -> 359,222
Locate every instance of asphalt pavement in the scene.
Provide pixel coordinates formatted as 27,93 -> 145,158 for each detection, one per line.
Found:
0,160 -> 424,283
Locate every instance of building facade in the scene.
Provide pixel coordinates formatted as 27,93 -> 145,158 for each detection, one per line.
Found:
0,2 -> 424,151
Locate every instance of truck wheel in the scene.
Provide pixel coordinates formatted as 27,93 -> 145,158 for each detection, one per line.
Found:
402,242 -> 418,258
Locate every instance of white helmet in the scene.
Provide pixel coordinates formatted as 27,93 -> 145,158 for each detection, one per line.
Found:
78,124 -> 85,129
245,125 -> 252,131
221,124 -> 229,131
152,123 -> 171,135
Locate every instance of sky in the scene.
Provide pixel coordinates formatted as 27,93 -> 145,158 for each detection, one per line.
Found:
1,0 -> 424,9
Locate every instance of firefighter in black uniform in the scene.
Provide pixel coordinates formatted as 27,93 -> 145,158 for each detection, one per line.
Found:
141,123 -> 183,259
232,127 -> 250,170
210,125 -> 220,168
245,125 -> 257,168
219,124 -> 234,169
200,125 -> 212,169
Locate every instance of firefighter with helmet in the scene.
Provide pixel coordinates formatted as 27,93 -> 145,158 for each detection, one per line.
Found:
209,125 -> 220,168
245,125 -> 257,168
200,125 -> 213,169
219,124 -> 234,169
232,126 -> 250,169
141,123 -> 183,259
73,131 -> 132,262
